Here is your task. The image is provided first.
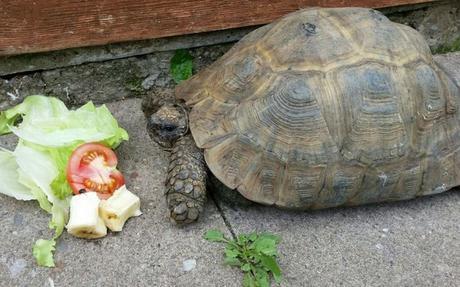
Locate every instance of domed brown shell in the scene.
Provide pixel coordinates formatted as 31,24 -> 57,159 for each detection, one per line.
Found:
176,7 -> 460,209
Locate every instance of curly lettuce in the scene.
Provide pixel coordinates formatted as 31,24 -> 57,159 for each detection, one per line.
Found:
0,95 -> 129,267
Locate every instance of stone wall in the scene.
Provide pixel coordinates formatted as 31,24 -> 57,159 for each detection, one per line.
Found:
388,1 -> 460,52
1,0 -> 459,110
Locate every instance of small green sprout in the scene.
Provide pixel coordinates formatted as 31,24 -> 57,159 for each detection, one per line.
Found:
204,230 -> 282,287
170,49 -> 194,84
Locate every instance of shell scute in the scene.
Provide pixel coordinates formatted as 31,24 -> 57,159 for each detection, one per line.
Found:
348,168 -> 402,205
421,153 -> 457,196
205,135 -> 257,189
238,154 -> 281,206
324,8 -> 423,63
335,63 -> 407,164
394,164 -> 423,200
176,25 -> 274,105
188,96 -> 237,148
234,73 -> 338,164
316,164 -> 365,208
206,53 -> 272,104
258,9 -> 356,71
395,23 -> 432,62
276,164 -> 327,209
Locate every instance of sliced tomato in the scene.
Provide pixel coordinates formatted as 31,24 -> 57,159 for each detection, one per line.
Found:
67,143 -> 125,199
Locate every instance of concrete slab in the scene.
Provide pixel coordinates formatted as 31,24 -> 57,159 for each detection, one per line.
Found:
218,191 -> 460,287
0,99 -> 240,286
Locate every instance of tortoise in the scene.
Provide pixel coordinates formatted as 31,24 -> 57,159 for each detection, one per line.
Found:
143,7 -> 460,224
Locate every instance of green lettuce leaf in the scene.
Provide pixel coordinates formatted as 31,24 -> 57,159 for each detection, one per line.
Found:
0,148 -> 35,200
9,143 -> 70,268
32,239 -> 56,268
48,145 -> 79,200
6,97 -> 128,148
1,95 -> 68,135
0,112 -> 19,135
49,204 -> 67,239
13,143 -> 66,209
0,95 -> 129,267
31,194 -> 68,268
17,169 -> 53,213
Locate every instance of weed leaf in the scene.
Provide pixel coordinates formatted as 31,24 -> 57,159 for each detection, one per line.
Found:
204,230 -> 226,242
225,246 -> 240,258
253,237 -> 278,256
170,49 -> 193,83
224,256 -> 242,266
205,230 -> 282,286
255,267 -> 270,287
259,254 -> 282,283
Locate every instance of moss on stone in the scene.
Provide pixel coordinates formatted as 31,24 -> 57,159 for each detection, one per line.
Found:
433,37 -> 460,54
125,77 -> 144,93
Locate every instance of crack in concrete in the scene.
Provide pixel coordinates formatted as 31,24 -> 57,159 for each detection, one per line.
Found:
210,192 -> 237,240
165,153 -> 237,237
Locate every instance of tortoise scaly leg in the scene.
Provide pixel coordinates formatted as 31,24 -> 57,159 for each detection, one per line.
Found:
166,134 -> 207,224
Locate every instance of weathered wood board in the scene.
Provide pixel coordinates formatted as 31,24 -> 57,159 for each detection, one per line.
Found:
0,0 -> 437,55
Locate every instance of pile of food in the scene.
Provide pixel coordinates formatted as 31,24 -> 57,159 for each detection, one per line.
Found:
0,95 -> 141,267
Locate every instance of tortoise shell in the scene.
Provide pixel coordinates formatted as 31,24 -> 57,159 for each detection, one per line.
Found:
176,7 -> 460,209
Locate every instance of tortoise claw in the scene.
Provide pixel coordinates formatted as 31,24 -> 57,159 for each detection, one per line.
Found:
169,200 -> 201,224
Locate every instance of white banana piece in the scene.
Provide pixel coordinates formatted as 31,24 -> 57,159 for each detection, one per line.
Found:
66,192 -> 107,239
99,185 -> 142,232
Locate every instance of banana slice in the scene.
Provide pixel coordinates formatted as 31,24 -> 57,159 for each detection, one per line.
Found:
99,185 -> 142,232
66,192 -> 107,239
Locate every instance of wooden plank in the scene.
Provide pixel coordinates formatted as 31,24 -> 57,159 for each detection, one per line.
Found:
0,0 -> 437,56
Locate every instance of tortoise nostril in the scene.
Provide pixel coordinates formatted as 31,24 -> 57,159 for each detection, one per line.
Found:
149,114 -> 162,126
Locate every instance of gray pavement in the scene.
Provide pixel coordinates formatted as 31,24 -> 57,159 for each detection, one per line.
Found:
1,53 -> 460,286
219,192 -> 459,286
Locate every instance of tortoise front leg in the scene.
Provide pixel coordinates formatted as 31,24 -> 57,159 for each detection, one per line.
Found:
166,134 -> 207,224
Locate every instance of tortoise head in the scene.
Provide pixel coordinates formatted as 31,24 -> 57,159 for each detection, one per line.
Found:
143,97 -> 189,149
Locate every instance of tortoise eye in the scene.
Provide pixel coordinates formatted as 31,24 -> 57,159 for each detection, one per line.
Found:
163,124 -> 176,132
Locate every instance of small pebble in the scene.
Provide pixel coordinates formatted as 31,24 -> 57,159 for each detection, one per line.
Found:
8,258 -> 27,277
375,243 -> 384,250
182,259 -> 197,272
382,228 -> 389,233
13,214 -> 23,226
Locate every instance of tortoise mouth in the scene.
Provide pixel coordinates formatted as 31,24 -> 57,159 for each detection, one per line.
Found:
146,127 -> 175,150
155,138 -> 174,149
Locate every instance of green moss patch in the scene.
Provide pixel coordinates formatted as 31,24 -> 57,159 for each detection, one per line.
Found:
433,37 -> 460,54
